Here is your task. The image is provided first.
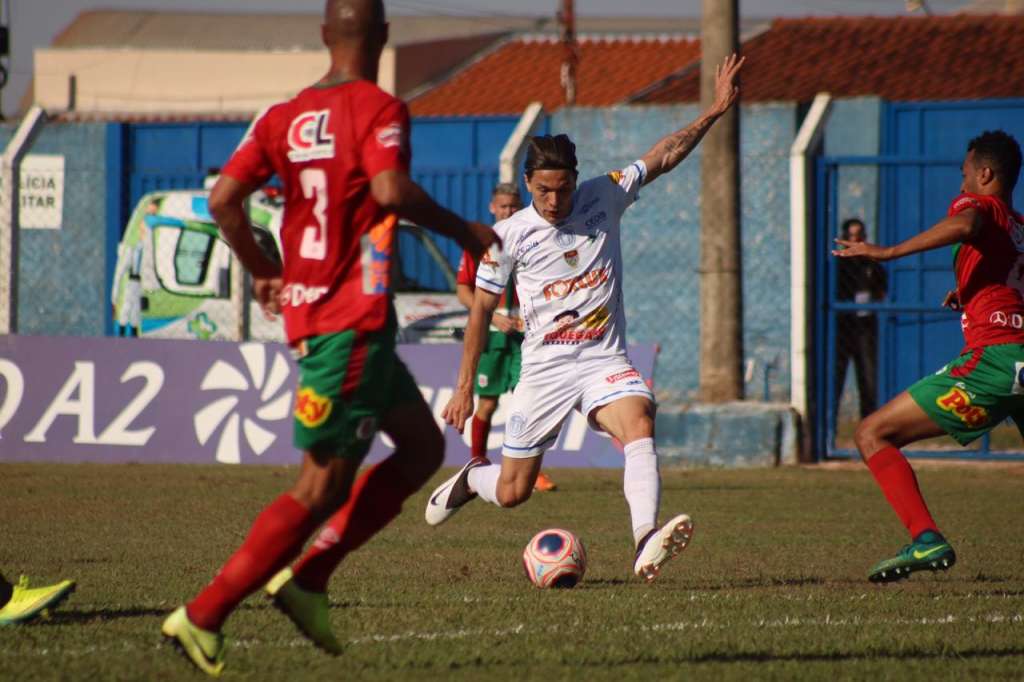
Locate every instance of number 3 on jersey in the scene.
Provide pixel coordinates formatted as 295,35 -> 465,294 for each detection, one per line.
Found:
299,168 -> 328,260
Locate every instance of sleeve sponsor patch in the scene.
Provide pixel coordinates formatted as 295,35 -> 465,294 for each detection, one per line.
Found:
949,195 -> 982,216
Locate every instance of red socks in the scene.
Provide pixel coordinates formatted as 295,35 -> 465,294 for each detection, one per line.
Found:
866,446 -> 939,538
291,456 -> 419,593
471,416 -> 491,460
188,494 -> 314,632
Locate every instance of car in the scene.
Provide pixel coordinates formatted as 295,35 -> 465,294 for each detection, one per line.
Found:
110,186 -> 467,343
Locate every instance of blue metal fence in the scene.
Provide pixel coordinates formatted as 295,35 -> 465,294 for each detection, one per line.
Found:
816,155 -> 1024,461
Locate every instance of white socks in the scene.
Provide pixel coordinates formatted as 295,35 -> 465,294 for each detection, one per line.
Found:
623,437 -> 660,547
468,463 -> 503,507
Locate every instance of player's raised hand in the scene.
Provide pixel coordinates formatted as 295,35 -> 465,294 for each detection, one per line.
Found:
832,238 -> 894,261
711,53 -> 745,117
442,388 -> 475,433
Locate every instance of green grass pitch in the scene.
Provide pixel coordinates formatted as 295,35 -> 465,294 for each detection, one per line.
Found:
2,463 -> 1023,680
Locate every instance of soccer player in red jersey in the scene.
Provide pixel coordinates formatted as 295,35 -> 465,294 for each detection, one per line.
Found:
456,183 -> 557,491
833,130 -> 1024,583
161,0 -> 495,675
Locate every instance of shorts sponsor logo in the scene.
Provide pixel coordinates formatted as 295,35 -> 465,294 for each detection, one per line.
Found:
355,416 -> 377,440
936,386 -> 989,429
287,110 -> 334,162
477,373 -> 489,388
280,283 -> 329,308
563,249 -> 579,267
585,211 -> 607,229
542,268 -> 610,301
508,412 -> 526,436
295,386 -> 332,428
605,368 -> 641,384
555,229 -> 575,248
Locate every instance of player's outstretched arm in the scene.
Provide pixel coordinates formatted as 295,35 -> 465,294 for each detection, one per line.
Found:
371,170 -> 498,259
209,175 -> 282,279
640,53 -> 744,186
443,288 -> 501,433
833,209 -> 982,262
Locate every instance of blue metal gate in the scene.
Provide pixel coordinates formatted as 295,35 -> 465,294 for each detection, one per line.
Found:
815,99 -> 1024,461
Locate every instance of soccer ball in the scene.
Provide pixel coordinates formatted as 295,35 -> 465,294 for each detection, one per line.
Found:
522,528 -> 587,588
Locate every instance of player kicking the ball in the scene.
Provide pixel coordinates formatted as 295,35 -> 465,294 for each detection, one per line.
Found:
833,130 -> 1023,583
427,54 -> 745,582
161,0 -> 494,676
456,182 -> 557,492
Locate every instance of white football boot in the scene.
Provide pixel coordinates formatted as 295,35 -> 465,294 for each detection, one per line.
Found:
424,459 -> 484,526
633,514 -> 694,583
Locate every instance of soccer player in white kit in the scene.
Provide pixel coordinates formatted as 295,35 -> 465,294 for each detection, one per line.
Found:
428,55 -> 745,582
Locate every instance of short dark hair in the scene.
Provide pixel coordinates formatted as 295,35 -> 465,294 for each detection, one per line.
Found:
841,218 -> 864,238
491,182 -> 520,200
524,134 -> 577,178
968,130 -> 1022,191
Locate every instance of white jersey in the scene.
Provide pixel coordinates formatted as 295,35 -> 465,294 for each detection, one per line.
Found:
476,161 -> 646,367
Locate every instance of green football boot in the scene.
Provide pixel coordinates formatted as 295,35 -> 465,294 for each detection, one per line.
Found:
0,576 -> 75,625
266,568 -> 342,654
869,531 -> 956,583
161,606 -> 226,677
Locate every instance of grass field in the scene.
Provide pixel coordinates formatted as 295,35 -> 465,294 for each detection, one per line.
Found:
2,462 -> 1023,681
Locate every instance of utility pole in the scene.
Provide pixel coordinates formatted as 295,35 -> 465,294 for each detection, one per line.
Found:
558,0 -> 577,105
699,0 -> 743,402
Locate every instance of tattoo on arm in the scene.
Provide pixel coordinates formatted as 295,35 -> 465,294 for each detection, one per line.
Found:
644,114 -> 717,184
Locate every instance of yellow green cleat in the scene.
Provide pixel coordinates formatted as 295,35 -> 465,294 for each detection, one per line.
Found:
869,531 -> 956,583
161,606 -> 226,677
0,576 -> 75,625
266,568 -> 342,654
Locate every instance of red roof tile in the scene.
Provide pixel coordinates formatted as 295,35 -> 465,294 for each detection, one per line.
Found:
410,35 -> 701,116
635,15 -> 1024,104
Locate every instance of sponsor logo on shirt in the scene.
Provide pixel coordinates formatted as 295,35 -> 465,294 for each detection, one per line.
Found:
580,198 -> 600,214
936,385 -> 988,429
287,110 -> 335,162
555,229 -> 575,248
563,249 -> 579,267
542,268 -> 610,301
542,306 -> 609,345
988,311 -> 1024,329
515,240 -> 541,260
375,123 -> 404,149
295,386 -> 332,428
605,368 -> 641,384
280,283 -> 329,307
585,211 -> 607,229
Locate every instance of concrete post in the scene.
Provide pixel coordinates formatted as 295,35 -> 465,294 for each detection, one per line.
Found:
699,0 -> 743,401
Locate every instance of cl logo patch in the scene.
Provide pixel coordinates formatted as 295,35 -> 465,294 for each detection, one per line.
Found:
936,387 -> 988,429
295,387 -> 332,427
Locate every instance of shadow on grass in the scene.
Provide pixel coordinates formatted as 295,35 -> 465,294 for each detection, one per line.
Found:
600,647 -> 1024,666
31,607 -> 168,626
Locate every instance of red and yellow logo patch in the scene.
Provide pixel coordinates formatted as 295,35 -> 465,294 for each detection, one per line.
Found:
936,387 -> 988,429
295,387 -> 332,428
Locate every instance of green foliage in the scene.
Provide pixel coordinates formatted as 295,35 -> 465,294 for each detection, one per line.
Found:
2,464 -> 1023,680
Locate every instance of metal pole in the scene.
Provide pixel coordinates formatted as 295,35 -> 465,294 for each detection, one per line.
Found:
699,0 -> 742,402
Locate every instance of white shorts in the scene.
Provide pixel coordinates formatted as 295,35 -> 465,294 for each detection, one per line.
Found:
501,354 -> 655,458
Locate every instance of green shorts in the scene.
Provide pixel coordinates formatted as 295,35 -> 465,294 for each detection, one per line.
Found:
475,330 -> 523,397
908,343 -> 1024,445
293,325 -> 421,459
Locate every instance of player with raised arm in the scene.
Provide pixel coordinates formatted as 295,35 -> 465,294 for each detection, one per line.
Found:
426,55 -> 745,582
161,0 -> 495,675
456,182 -> 556,492
833,130 -> 1023,583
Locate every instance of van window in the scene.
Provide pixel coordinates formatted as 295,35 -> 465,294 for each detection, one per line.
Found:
174,229 -> 214,286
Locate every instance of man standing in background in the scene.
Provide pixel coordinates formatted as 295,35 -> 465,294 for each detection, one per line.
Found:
456,183 -> 556,492
835,217 -> 887,419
